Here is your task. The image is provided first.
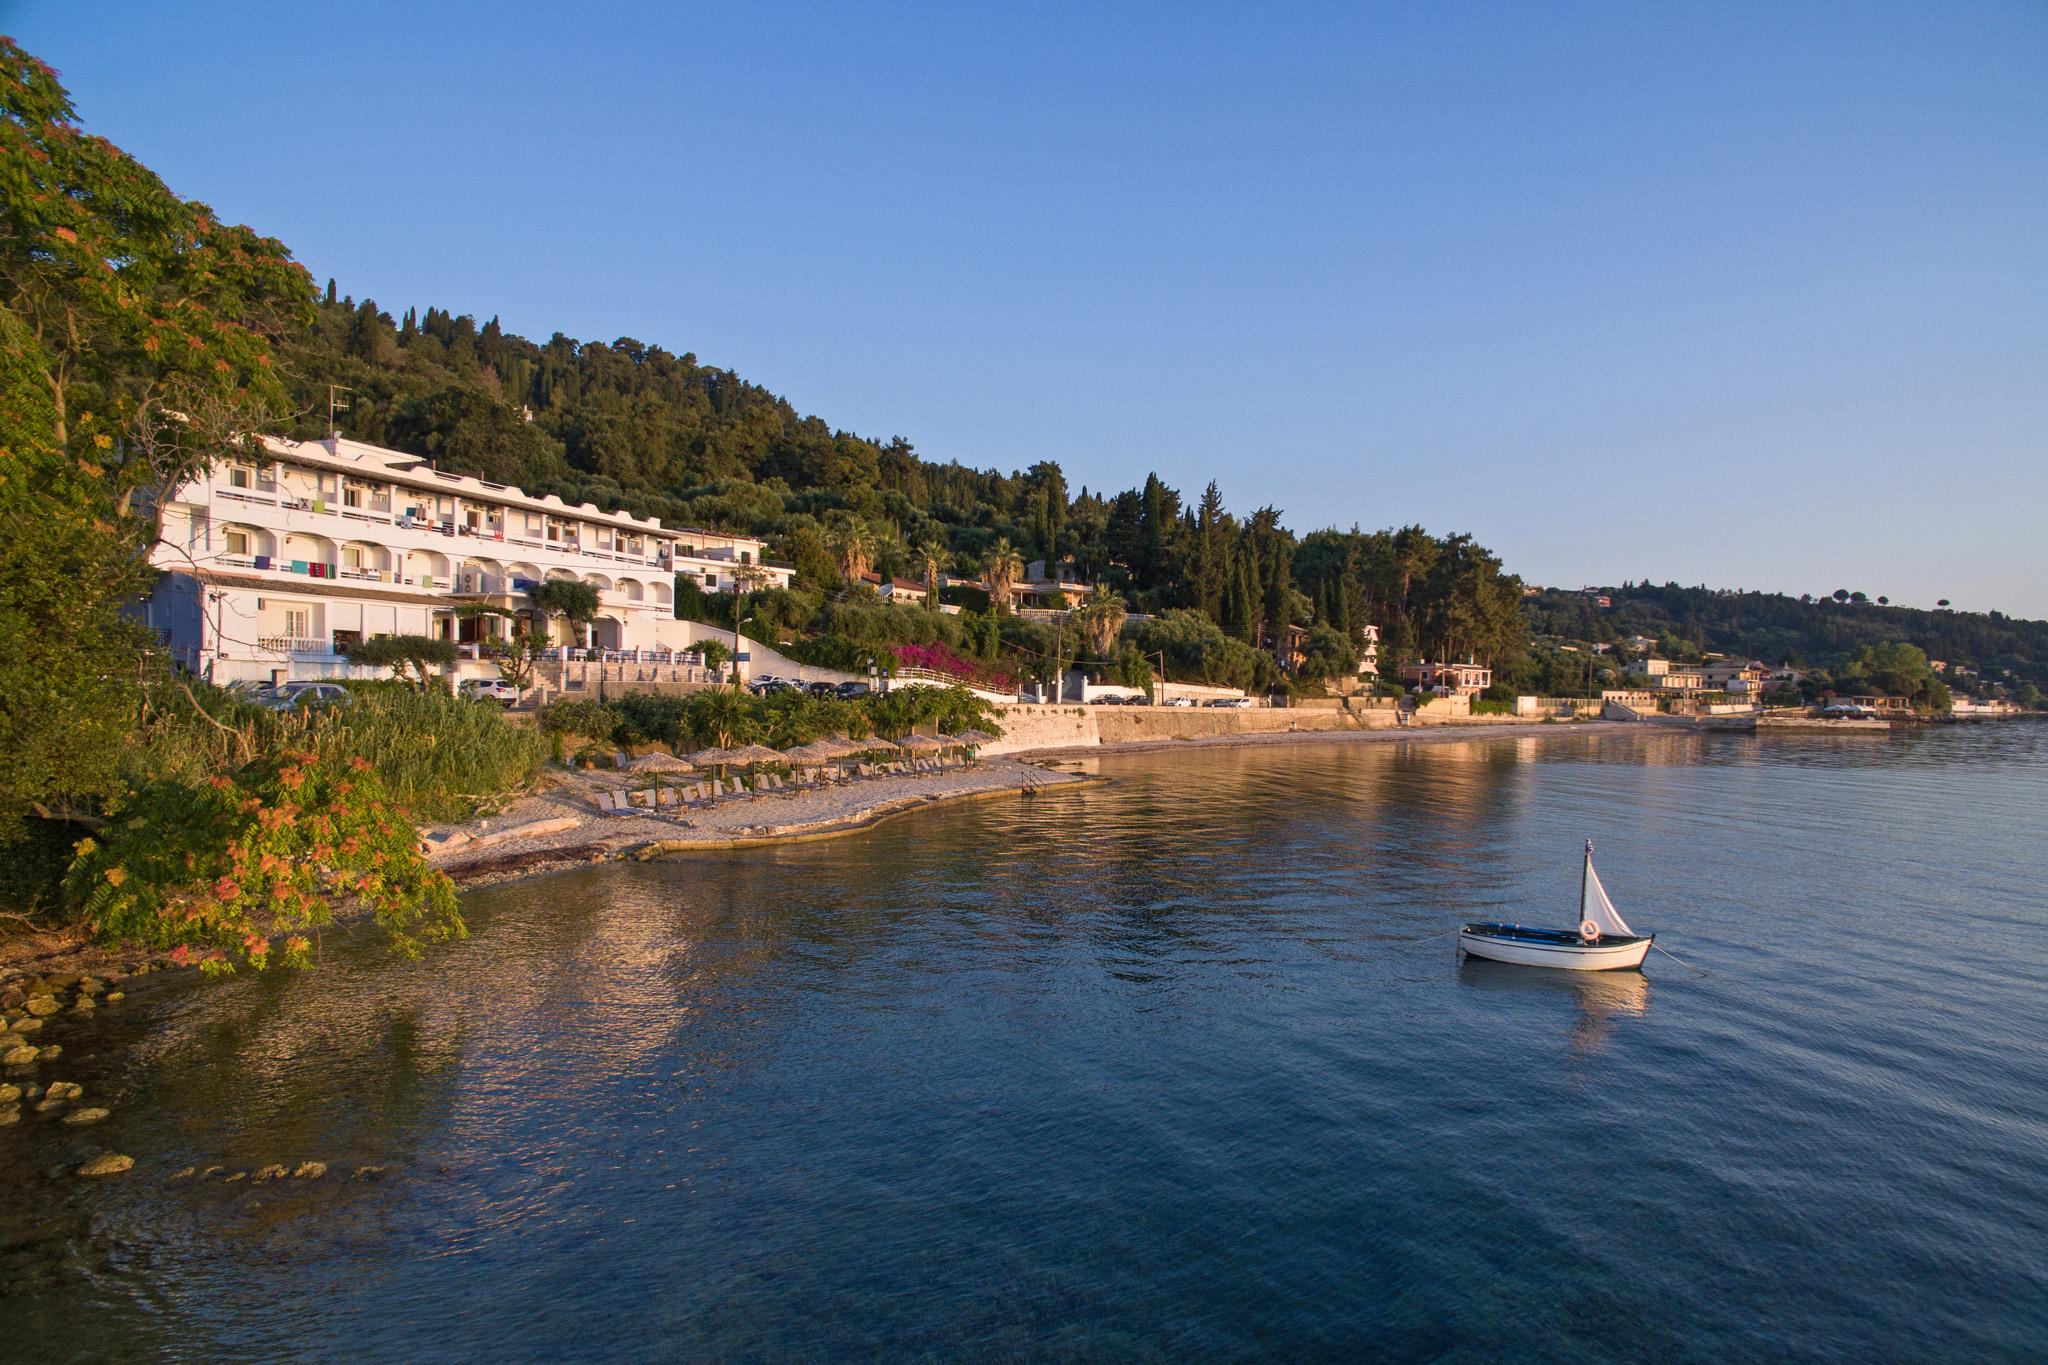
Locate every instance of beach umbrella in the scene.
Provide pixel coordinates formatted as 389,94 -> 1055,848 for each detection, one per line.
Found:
621,751 -> 695,774
952,729 -> 996,745
779,741 -> 836,766
718,743 -> 786,767
897,733 -> 945,753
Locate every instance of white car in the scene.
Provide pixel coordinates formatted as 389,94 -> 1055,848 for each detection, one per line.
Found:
461,678 -> 521,706
1205,696 -> 1255,709
1163,696 -> 1196,707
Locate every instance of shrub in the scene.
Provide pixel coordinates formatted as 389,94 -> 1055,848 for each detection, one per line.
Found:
539,697 -> 619,744
67,750 -> 464,974
300,690 -> 545,822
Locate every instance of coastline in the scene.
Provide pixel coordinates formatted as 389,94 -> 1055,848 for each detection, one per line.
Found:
0,718 -> 1631,991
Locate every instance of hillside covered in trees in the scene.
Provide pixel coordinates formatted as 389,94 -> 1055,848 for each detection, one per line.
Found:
1524,584 -> 2048,700
281,289 -> 1527,691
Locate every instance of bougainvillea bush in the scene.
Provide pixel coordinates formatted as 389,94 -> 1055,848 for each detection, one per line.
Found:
66,750 -> 463,973
891,643 -> 1016,692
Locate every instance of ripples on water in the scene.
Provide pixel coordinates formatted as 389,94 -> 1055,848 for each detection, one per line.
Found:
6,727 -> 2047,1360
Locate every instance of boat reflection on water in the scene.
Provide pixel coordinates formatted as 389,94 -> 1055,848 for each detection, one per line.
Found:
1456,956 -> 1651,1054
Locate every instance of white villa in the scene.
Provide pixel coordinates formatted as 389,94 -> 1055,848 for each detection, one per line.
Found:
142,434 -> 792,686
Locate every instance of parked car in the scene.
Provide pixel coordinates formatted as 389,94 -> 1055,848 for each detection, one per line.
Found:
460,678 -> 520,706
254,681 -> 355,712
836,681 -> 872,700
807,681 -> 841,699
1163,695 -> 1195,708
1205,696 -> 1254,709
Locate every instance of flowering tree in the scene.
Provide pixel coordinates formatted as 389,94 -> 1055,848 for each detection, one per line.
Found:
0,38 -> 312,845
66,751 -> 463,972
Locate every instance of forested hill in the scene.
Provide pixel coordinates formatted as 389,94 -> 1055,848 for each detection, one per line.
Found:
1524,584 -> 2048,695
281,289 -> 1528,677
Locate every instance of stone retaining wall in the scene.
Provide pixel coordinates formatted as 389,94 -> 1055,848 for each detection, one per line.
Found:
985,699 -> 1547,755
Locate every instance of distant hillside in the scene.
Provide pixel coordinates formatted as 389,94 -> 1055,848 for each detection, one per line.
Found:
1523,584 -> 2048,696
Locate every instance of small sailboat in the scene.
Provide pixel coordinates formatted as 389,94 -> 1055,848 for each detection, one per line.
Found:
1459,841 -> 1653,971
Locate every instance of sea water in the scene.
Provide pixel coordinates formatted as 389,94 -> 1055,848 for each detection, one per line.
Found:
5,726 -> 2046,1360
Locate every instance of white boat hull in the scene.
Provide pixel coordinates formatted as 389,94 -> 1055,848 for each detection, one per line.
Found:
1458,929 -> 1652,971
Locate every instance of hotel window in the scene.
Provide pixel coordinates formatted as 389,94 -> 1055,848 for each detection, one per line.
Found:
225,529 -> 250,556
228,466 -> 250,489
344,485 -> 363,509
284,608 -> 311,639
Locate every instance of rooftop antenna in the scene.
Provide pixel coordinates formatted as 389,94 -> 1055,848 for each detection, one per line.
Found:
327,384 -> 353,439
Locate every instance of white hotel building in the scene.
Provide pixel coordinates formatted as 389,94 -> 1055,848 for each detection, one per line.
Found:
143,434 -> 792,686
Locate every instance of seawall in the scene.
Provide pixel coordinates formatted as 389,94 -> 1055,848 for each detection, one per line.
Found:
986,702 -> 1565,756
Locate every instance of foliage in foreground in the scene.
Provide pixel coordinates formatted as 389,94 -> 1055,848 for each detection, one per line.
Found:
68,750 -> 463,973
132,680 -> 547,825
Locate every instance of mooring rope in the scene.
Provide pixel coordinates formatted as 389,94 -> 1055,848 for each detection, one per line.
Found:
1650,941 -> 1708,975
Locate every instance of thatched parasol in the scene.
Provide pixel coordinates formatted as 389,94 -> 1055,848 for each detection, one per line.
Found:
779,741 -> 837,766
622,751 -> 695,773
951,729 -> 996,745
896,733 -> 945,752
718,743 -> 787,767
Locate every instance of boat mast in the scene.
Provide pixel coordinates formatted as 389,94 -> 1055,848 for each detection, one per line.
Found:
1580,838 -> 1592,922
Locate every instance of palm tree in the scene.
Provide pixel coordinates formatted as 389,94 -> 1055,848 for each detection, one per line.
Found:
914,538 -> 949,609
690,688 -> 755,752
832,517 -> 877,587
982,537 -> 1024,613
1072,582 -> 1127,657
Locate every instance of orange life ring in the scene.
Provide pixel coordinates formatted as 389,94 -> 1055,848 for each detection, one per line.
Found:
1579,920 -> 1602,943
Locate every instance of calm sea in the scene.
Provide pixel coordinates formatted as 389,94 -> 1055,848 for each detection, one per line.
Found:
6,726 -> 2047,1361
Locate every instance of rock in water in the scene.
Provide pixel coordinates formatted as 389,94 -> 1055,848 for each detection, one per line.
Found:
1,1045 -> 38,1066
72,996 -> 95,1012
0,1083 -> 19,1103
44,1081 -> 83,1101
292,1161 -> 328,1179
169,1167 -> 196,1181
351,1165 -> 387,1181
38,1045 -> 61,1061
76,1153 -> 133,1177
25,996 -> 59,1018
104,992 -> 125,1003
62,1107 -> 110,1125
77,978 -> 104,997
252,1163 -> 289,1182
222,1171 -> 247,1183
0,1107 -> 19,1126
10,1017 -> 42,1034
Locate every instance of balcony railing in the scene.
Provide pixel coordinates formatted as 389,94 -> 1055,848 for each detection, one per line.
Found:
257,636 -> 333,656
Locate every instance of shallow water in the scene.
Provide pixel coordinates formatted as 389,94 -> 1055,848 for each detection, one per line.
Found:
6,726 -> 2047,1361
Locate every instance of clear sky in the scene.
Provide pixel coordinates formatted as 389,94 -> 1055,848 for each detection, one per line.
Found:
12,1 -> 2046,614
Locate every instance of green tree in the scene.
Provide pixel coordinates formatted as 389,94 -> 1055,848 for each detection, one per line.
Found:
0,39 -> 309,848
981,537 -> 1025,613
914,537 -> 950,609
1071,582 -> 1128,657
342,634 -> 459,690
528,578 -> 601,645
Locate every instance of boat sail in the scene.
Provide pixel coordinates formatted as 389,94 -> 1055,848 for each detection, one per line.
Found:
1458,841 -> 1653,971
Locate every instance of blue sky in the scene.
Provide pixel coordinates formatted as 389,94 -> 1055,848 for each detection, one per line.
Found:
13,1 -> 2046,613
